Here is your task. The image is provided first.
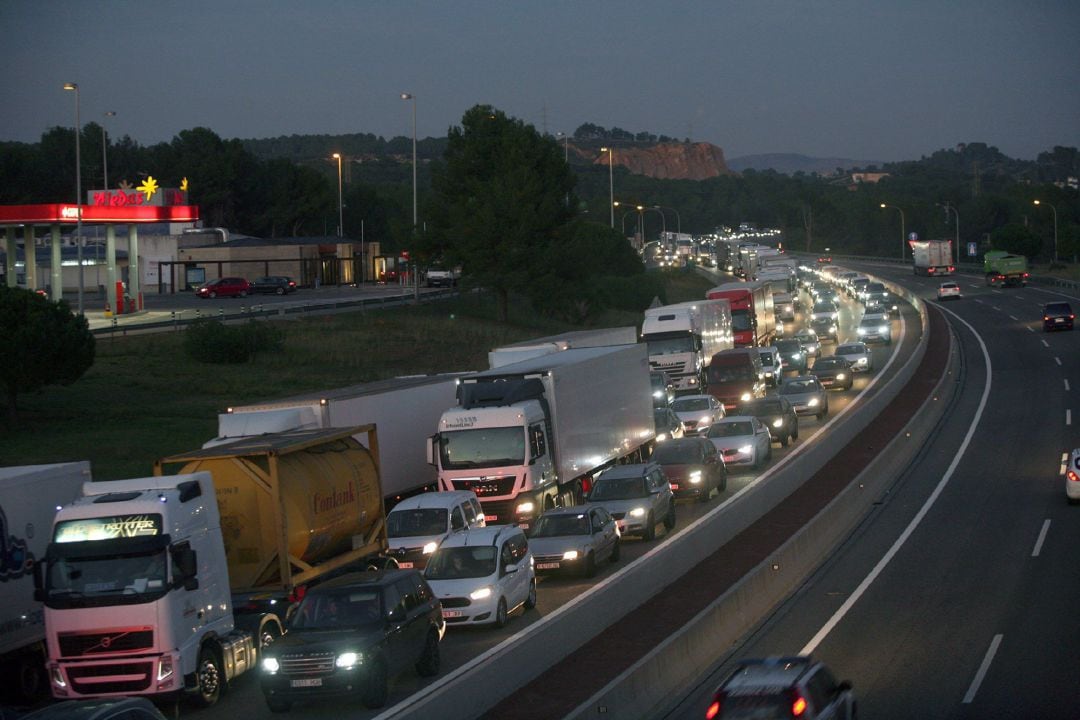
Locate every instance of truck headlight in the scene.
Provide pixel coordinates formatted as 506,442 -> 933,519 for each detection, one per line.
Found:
562,550 -> 579,561
158,655 -> 175,682
262,657 -> 280,674
423,541 -> 438,555
772,419 -> 783,428
335,652 -> 360,669
629,507 -> 646,518
469,586 -> 493,601
516,501 -> 535,515
740,392 -> 752,401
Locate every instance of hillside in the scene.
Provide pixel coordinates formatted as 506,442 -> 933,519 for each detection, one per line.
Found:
727,153 -> 880,175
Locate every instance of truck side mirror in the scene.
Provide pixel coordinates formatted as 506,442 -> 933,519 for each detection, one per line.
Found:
426,436 -> 438,466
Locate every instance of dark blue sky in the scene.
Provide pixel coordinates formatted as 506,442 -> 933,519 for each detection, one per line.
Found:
4,1 -> 1077,161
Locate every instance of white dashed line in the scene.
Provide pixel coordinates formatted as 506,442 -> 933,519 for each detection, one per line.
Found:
963,634 -> 1004,704
1056,357 -> 1062,366
1042,339 -> 1050,347
1009,315 -> 1018,320
1027,326 -> 1035,332
1068,409 -> 1072,426
1066,380 -> 1071,392
1032,520 -> 1051,557
1061,452 -> 1068,474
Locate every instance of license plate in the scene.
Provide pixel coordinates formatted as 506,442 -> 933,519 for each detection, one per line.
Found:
443,610 -> 463,618
821,380 -> 834,386
291,678 -> 322,688
1056,318 -> 1064,323
669,483 -> 680,490
537,562 -> 560,569
397,562 -> 414,569
484,514 -> 499,522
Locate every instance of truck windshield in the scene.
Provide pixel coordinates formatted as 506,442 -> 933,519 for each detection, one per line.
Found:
45,548 -> 169,607
730,309 -> 751,332
644,336 -> 694,356
708,364 -> 754,383
439,427 -> 526,469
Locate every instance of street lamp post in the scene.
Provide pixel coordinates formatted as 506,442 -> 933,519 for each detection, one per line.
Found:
880,203 -> 906,261
651,205 -> 680,236
63,82 -> 83,314
400,93 -> 418,301
101,111 -> 116,190
938,202 -> 960,266
600,147 -> 614,227
1033,200 -> 1058,263
331,153 -> 343,237
556,132 -> 570,207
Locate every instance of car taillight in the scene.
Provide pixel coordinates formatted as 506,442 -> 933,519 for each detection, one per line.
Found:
1068,470 -> 1080,483
705,695 -> 722,719
790,690 -> 808,717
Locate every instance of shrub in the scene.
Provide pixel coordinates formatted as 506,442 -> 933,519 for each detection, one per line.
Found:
183,319 -> 284,364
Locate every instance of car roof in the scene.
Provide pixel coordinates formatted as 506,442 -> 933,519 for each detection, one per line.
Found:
673,394 -> 713,402
599,462 -> 657,479
835,343 -> 866,352
723,656 -> 815,693
389,490 -> 477,511
312,568 -> 417,592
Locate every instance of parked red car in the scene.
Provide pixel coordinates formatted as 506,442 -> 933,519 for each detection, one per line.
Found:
195,277 -> 250,298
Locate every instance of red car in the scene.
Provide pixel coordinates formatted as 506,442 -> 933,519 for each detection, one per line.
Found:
651,436 -> 727,503
196,277 -> 250,298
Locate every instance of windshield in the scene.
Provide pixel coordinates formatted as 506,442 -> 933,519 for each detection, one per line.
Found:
290,588 -> 382,629
589,475 -> 647,500
531,513 -> 590,537
45,548 -> 169,607
780,379 -> 818,393
836,345 -> 863,355
709,364 -> 753,383
425,546 -> 498,580
645,336 -> 695,356
672,397 -> 711,412
775,341 -> 800,354
746,401 -> 781,415
795,331 -> 817,343
812,303 -> 834,314
815,359 -> 844,370
651,442 -> 701,464
730,309 -> 751,333
439,427 -> 526,469
708,422 -> 753,438
387,508 -> 447,538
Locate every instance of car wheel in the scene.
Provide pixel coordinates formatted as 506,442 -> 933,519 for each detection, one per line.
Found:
266,697 -> 292,713
275,287 -> 285,295
697,483 -> 712,503
610,538 -> 621,563
361,657 -> 389,709
208,291 -> 217,299
643,512 -> 656,541
525,579 -> 538,608
493,598 -> 509,629
780,434 -> 789,448
664,503 -> 676,530
792,425 -> 799,441
415,629 -> 441,676
239,290 -> 248,298
191,645 -> 223,707
583,551 -> 597,578
1068,496 -> 1080,507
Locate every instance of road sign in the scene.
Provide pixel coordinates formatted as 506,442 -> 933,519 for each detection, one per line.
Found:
909,232 -> 918,241
968,242 -> 977,257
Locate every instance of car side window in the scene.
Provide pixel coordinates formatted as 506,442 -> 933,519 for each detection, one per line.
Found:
649,470 -> 665,490
413,575 -> 434,605
588,510 -> 602,532
451,506 -> 465,531
382,584 -> 402,618
500,542 -> 514,572
395,577 -> 419,613
509,534 -> 528,563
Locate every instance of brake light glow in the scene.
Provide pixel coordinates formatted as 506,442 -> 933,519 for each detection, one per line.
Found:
792,694 -> 808,716
1067,470 -> 1079,483
705,698 -> 721,719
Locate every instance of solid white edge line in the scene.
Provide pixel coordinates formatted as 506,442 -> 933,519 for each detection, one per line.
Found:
800,305 -> 992,656
1060,452 -> 1068,474
1031,519 -> 1051,557
963,634 -> 1004,704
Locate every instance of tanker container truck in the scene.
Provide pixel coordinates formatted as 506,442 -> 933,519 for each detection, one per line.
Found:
641,300 -> 733,393
0,462 -> 89,704
707,281 -> 775,347
430,345 -> 655,530
36,427 -> 388,707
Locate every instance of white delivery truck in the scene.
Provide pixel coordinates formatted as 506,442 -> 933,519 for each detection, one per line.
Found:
487,327 -> 637,369
207,374 -> 466,507
641,299 -> 733,393
912,239 -> 955,276
0,463 -> 89,703
431,345 -> 655,529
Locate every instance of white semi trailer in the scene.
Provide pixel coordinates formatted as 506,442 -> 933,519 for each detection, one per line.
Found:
641,299 -> 733,393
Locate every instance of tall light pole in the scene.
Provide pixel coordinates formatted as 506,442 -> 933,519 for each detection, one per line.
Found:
331,153 -> 343,237
101,110 -> 116,190
63,82 -> 83,314
401,93 -> 417,227
600,147 -> 614,227
556,132 -> 570,207
651,205 -> 681,236
1033,200 -> 1058,263
880,203 -> 906,261
938,202 -> 960,266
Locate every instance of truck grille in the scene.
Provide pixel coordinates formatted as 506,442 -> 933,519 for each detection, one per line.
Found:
279,651 -> 335,675
59,629 -> 154,657
475,499 -> 515,524
68,662 -> 153,694
451,475 -> 517,498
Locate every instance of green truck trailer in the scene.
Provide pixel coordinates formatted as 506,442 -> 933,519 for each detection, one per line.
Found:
984,251 -> 1029,287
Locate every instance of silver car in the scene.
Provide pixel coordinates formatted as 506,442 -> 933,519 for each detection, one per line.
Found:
778,375 -> 829,419
704,416 -> 773,470
585,463 -> 675,541
834,342 -> 873,372
529,506 -> 620,577
671,394 -> 726,436
792,328 -> 821,358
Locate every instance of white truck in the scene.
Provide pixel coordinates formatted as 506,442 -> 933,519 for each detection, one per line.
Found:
37,427 -> 389,707
641,299 -> 733,393
431,345 -> 655,529
207,374 -> 465,507
487,326 -> 637,369
912,239 -> 955,276
0,463 -> 89,703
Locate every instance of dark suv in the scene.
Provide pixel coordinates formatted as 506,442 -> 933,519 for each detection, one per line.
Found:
1043,301 -> 1074,332
260,569 -> 444,711
706,656 -> 855,719
250,276 -> 297,294
740,396 -> 799,447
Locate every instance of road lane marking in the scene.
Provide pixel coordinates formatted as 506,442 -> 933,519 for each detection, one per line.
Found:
1027,326 -> 1035,332
1060,452 -> 1068,474
1056,357 -> 1062,366
801,306 -> 991,656
1042,339 -> 1049,347
963,634 -> 1003,704
1032,519 -> 1051,557
1066,379 -> 1071,391
1068,409 -> 1073,426
991,305 -> 1000,311
1009,315 -> 1018,320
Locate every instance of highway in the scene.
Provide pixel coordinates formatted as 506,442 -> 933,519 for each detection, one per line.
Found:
182,272 -> 926,720
665,266 -> 1080,719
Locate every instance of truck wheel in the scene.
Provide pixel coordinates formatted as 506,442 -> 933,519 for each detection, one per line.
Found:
266,697 -> 292,713
415,629 -> 441,677
361,657 -> 389,708
191,646 -> 223,707
12,650 -> 48,703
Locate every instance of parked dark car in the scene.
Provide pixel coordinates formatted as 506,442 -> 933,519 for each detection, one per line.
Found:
1043,301 -> 1074,331
259,569 -> 444,711
651,436 -> 727,503
250,275 -> 297,295
195,276 -> 250,298
810,356 -> 855,390
739,396 -> 799,447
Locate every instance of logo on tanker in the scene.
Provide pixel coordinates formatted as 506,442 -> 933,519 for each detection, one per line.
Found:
0,505 -> 34,581
313,482 -> 357,514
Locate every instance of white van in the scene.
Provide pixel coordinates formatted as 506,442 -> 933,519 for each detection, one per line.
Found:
386,491 -> 485,569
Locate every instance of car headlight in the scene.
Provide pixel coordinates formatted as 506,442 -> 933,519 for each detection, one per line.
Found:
831,312 -> 837,319
562,550 -> 579,561
829,325 -> 837,333
629,507 -> 646,518
657,432 -> 668,442
772,419 -> 783,428
879,325 -> 889,333
689,470 -> 702,484
516,501 -> 535,515
808,398 -> 819,407
792,352 -> 802,360
857,327 -> 867,335
836,373 -> 846,380
262,657 -> 280,673
653,390 -> 664,399
740,392 -> 752,401
335,652 -> 360,669
423,541 -> 438,555
699,414 -> 712,425
469,587 -> 493,601
738,445 -> 753,454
